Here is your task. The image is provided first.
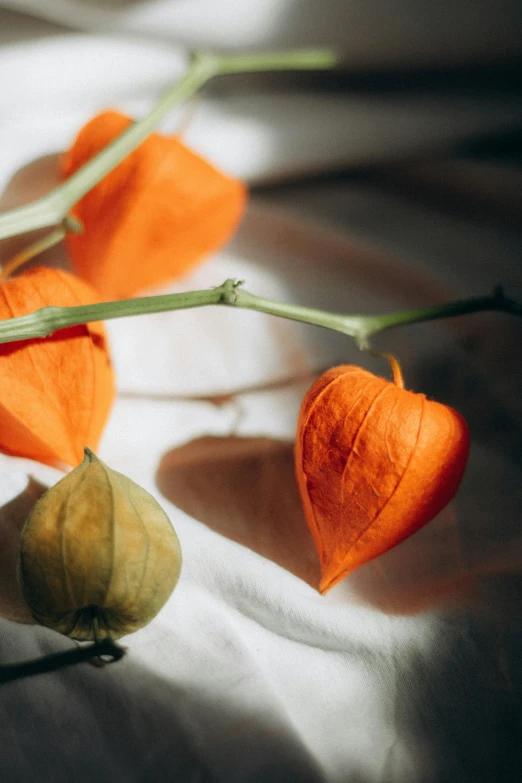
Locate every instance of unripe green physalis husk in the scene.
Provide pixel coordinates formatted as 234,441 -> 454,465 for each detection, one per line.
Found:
19,448 -> 182,640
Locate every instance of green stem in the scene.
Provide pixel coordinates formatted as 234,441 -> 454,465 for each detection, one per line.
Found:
232,285 -> 362,336
229,284 -> 522,348
354,287 -> 522,347
0,48 -> 338,242
0,216 -> 81,282
0,279 -> 519,347
0,281 -> 235,343
214,48 -> 339,75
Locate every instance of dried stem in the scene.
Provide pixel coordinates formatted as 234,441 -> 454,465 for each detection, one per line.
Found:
0,638 -> 125,685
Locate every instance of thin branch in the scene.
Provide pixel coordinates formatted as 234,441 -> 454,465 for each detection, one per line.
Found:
0,638 -> 125,685
0,216 -> 82,282
354,287 -> 522,347
0,48 -> 338,242
0,280 -> 237,343
0,278 -> 519,347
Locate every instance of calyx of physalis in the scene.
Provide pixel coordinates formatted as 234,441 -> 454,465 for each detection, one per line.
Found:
295,357 -> 470,593
19,448 -> 181,640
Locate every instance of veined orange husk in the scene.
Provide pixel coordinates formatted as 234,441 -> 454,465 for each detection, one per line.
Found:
61,110 -> 247,299
295,365 -> 470,593
0,266 -> 115,467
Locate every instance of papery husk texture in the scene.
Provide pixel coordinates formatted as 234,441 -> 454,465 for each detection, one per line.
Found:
0,267 -> 115,467
19,448 -> 182,640
61,110 -> 247,299
295,365 -> 470,593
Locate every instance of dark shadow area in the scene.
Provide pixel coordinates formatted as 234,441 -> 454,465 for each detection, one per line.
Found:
334,156 -> 522,235
157,434 -> 486,618
413,319 -> 522,467
208,60 -> 522,100
351,322 -> 522,779
409,328 -> 522,596
0,618 -> 327,782
0,153 -> 69,274
346,503 -> 479,616
0,8 -> 69,44
387,574 -> 522,782
77,0 -> 149,6
156,435 -> 322,589
270,0 -> 522,71
0,477 -> 47,623
378,307 -> 522,779
0,153 -> 62,213
229,202 -> 453,312
464,128 -> 522,163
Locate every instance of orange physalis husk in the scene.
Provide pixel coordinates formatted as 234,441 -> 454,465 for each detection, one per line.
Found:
61,110 -> 248,300
0,267 -> 115,468
295,364 -> 470,593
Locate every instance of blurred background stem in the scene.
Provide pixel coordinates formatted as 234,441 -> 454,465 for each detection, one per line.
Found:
0,48 -> 338,243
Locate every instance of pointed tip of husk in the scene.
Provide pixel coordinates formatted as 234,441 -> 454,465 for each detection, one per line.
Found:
318,568 -> 346,595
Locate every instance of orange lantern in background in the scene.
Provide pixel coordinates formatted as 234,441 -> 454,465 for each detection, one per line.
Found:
61,110 -> 247,300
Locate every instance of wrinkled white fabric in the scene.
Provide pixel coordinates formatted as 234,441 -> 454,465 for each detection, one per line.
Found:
4,0 -> 522,67
1,4 -> 522,783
